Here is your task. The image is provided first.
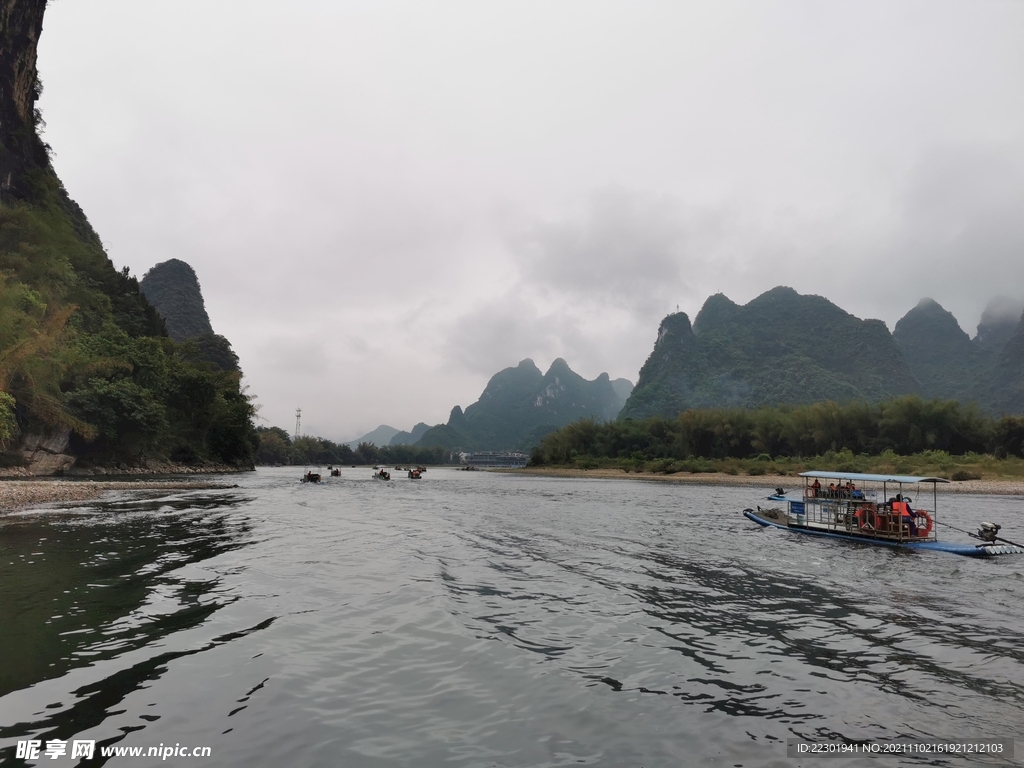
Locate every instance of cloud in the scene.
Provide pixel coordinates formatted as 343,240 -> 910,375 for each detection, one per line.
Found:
514,189 -> 689,313
441,289 -> 577,378
864,145 -> 1024,329
33,0 -> 1024,438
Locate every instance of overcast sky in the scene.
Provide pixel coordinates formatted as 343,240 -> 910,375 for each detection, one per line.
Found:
36,0 -> 1024,440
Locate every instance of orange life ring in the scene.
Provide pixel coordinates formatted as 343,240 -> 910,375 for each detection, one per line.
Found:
854,508 -> 876,531
913,510 -> 933,537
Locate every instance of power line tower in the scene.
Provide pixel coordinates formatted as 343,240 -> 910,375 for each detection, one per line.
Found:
294,407 -> 301,442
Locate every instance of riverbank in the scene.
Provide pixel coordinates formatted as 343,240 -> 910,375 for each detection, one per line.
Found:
0,460 -> 250,478
512,467 -> 1024,495
0,478 -> 241,514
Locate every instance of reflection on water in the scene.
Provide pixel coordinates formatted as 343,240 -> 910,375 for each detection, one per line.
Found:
1,470 -> 1023,767
0,493 -> 259,762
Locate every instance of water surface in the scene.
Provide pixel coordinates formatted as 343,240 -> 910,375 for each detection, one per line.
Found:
2,468 -> 1022,766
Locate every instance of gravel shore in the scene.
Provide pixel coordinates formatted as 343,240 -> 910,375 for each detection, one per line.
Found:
0,479 -> 240,514
512,467 -> 1024,495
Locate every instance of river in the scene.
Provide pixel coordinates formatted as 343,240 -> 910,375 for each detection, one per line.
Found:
1,467 -> 1022,767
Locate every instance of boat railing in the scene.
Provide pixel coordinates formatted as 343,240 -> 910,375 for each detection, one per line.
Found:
789,496 -> 936,542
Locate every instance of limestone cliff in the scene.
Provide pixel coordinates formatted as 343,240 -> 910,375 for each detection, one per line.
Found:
0,0 -> 47,199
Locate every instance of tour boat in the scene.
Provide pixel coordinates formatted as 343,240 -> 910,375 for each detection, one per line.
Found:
373,468 -> 391,480
408,468 -> 422,479
744,471 -> 1024,557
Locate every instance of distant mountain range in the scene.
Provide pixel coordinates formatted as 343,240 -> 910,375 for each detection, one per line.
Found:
417,358 -> 632,451
622,287 -> 1024,419
389,422 -> 431,446
346,289 -> 1023,454
345,424 -> 400,449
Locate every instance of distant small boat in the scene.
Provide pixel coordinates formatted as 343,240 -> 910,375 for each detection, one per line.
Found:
301,470 -> 322,483
460,465 -> 479,471
330,468 -> 341,477
745,471 -> 1024,558
408,468 -> 422,479
374,469 -> 391,480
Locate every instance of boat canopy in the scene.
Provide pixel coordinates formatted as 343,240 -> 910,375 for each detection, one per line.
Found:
799,471 -> 950,484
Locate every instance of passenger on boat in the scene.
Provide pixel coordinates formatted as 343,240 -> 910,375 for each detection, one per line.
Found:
896,497 -> 917,536
811,479 -> 821,497
828,482 -> 837,498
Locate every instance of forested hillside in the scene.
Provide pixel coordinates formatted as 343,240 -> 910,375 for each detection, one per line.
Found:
892,298 -> 979,403
0,0 -> 256,471
418,358 -> 632,451
622,287 -> 1024,423
621,287 -> 918,420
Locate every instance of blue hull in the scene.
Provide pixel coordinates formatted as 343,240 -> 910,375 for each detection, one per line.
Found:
743,510 -> 1024,557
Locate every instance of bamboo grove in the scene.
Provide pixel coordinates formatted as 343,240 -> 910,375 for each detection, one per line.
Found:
531,396 -> 1024,466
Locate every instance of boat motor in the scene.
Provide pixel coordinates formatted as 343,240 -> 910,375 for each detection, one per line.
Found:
978,522 -> 1001,543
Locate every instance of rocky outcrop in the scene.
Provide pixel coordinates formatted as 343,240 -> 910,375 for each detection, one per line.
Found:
139,259 -> 240,370
18,428 -> 76,475
140,259 -> 215,341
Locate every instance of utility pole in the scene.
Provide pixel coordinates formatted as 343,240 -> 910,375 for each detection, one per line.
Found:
294,407 -> 301,442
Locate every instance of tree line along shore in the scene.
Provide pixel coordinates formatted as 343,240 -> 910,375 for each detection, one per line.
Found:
528,395 -> 1024,480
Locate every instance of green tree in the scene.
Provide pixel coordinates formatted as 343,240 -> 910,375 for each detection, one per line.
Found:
64,378 -> 168,459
